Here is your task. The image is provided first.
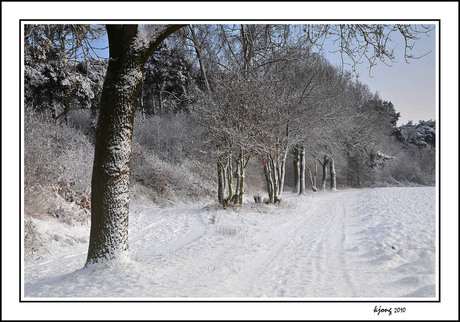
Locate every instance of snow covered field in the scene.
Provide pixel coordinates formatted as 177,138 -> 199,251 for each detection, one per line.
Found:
23,186 -> 437,300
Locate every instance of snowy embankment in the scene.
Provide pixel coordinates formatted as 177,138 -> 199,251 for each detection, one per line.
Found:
23,186 -> 436,299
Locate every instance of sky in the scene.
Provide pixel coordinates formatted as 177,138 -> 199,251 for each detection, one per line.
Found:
319,25 -> 437,125
90,24 -> 436,126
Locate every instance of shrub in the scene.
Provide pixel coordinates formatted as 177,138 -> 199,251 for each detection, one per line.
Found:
130,142 -> 215,204
377,147 -> 436,186
24,110 -> 93,224
131,113 -> 215,204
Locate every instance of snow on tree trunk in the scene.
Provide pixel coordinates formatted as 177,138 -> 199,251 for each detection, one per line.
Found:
86,24 -> 183,266
306,160 -> 318,192
271,157 -> 279,202
263,155 -> 284,204
264,160 -> 274,204
278,150 -> 287,198
299,146 -> 306,195
87,58 -> 142,265
226,149 -> 248,206
330,156 -> 337,191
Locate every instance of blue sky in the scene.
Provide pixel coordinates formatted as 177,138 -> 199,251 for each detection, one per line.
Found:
319,25 -> 436,125
91,24 -> 436,126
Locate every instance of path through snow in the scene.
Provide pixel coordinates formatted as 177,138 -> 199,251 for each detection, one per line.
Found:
24,187 -> 436,299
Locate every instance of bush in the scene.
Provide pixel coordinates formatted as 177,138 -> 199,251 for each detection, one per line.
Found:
131,113 -> 215,204
133,112 -> 208,164
24,217 -> 47,261
130,142 -> 215,204
24,110 -> 93,224
377,147 -> 436,186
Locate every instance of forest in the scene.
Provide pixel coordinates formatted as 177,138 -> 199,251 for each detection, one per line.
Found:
23,24 -> 436,264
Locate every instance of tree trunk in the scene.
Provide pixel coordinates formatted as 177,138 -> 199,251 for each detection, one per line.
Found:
321,155 -> 329,191
225,154 -> 233,205
86,24 -> 183,266
158,90 -> 163,114
292,147 -> 300,193
306,161 -> 318,192
330,156 -> 337,191
271,157 -> 279,202
264,161 -> 274,204
307,159 -> 318,192
138,85 -> 145,120
226,148 -> 248,206
150,88 -> 156,115
299,146 -> 306,194
263,155 -> 285,204
217,159 -> 225,203
51,100 -> 58,121
237,150 -> 245,205
278,150 -> 287,198
313,159 -> 318,190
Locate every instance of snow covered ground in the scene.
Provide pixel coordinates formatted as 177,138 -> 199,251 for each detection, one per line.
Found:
23,186 -> 437,300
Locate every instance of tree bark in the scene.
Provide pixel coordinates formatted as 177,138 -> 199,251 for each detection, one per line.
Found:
264,161 -> 274,204
278,150 -> 287,198
330,156 -> 337,191
237,150 -> 246,205
321,155 -> 329,191
225,154 -> 233,205
150,88 -> 156,115
306,158 -> 318,191
86,24 -> 184,266
263,155 -> 285,204
313,159 -> 318,190
292,147 -> 300,193
158,90 -> 163,114
271,157 -> 279,202
138,85 -> 145,120
217,159 -> 225,203
225,148 -> 248,206
299,146 -> 306,195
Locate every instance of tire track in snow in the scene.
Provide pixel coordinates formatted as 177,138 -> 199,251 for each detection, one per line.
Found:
310,198 -> 357,297
245,191 -> 361,297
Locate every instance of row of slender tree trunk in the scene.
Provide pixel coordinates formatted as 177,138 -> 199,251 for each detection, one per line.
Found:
295,150 -> 338,191
215,145 -> 338,208
292,147 -> 337,196
216,148 -> 249,207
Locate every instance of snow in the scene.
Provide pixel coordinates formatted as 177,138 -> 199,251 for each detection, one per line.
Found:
132,25 -> 170,52
23,186 -> 437,300
115,68 -> 143,93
